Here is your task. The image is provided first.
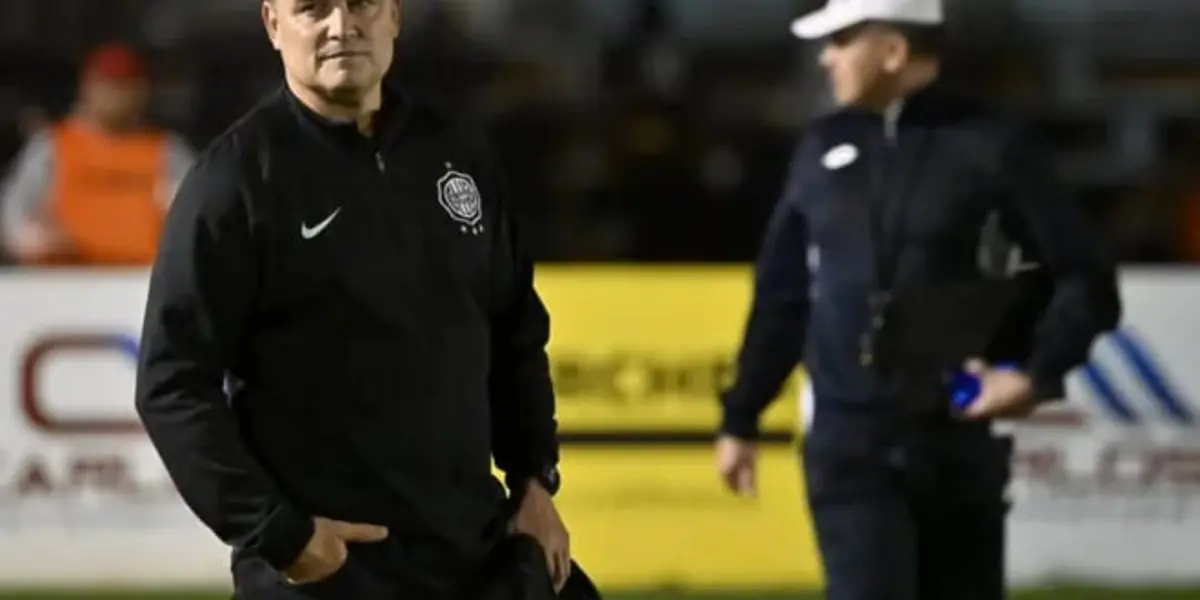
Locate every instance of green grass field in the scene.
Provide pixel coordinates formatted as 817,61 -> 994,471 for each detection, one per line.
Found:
5,590 -> 1200,600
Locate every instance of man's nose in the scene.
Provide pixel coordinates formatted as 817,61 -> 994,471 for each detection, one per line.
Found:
326,4 -> 357,39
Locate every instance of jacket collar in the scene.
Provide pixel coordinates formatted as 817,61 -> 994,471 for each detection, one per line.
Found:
837,78 -> 962,124
281,79 -> 411,150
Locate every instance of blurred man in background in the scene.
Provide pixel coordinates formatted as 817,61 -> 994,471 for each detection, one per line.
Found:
715,0 -> 1120,599
0,41 -> 194,266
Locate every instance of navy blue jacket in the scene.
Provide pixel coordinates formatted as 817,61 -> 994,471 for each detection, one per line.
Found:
720,84 -> 1121,439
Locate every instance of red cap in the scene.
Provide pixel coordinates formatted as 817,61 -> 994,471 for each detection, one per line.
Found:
83,42 -> 145,82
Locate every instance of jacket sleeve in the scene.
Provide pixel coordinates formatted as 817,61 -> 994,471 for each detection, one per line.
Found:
0,130 -> 55,260
997,127 -> 1122,398
135,152 -> 314,570
720,137 -> 816,440
480,143 -> 559,491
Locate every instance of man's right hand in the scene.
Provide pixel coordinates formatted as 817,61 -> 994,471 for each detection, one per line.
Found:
715,434 -> 758,497
282,517 -> 389,584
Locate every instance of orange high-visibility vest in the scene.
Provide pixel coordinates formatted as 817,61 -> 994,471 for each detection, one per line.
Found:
47,119 -> 168,265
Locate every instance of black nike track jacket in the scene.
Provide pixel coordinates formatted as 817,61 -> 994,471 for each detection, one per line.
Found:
134,85 -> 559,572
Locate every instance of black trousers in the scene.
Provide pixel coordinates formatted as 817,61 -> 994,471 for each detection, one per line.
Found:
233,534 -> 487,600
233,512 -> 516,600
803,408 -> 1013,600
231,534 -> 594,600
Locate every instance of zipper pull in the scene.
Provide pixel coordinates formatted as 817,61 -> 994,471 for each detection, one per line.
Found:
374,152 -> 386,172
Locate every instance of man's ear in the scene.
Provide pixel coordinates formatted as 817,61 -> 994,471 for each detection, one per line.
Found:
262,0 -> 281,50
881,33 -> 910,74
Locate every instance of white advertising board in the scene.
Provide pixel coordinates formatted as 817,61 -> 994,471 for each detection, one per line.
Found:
0,271 -> 230,586
0,269 -> 1196,588
1007,269 -> 1200,585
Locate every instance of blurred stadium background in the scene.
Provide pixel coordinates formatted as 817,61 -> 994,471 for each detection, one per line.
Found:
0,0 -> 1199,598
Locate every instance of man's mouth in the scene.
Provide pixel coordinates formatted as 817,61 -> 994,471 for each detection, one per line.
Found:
322,50 -> 367,60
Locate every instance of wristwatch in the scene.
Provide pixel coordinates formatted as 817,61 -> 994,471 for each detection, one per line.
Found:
508,464 -> 561,497
535,464 -> 561,496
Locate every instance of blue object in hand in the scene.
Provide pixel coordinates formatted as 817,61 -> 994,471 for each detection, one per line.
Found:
949,361 -> 1020,411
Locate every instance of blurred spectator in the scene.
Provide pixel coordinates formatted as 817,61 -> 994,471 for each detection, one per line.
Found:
0,42 -> 194,266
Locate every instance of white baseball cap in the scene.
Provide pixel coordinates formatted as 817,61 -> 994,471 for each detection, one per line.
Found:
790,0 -> 943,39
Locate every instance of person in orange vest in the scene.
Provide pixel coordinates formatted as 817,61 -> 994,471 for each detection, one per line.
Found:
0,41 -> 195,266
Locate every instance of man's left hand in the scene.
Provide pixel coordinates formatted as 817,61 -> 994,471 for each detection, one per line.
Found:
960,358 -> 1039,420
509,481 -> 571,592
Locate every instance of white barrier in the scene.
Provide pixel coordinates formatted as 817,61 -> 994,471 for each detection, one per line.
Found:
0,269 -> 1196,587
0,271 -> 230,586
1007,270 -> 1200,584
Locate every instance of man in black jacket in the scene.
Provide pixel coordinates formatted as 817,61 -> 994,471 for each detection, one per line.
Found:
135,1 -> 571,598
714,0 -> 1121,599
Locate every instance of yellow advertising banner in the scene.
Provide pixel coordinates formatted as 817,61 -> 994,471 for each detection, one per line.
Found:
534,265 -> 803,435
521,267 -> 820,589
549,445 -> 822,589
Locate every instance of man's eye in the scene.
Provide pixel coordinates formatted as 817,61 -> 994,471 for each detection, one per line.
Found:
295,0 -> 324,14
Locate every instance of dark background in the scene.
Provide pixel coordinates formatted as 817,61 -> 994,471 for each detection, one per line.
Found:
2,0 -> 1200,263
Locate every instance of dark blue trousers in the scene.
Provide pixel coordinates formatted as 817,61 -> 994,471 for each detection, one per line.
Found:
803,408 -> 1012,600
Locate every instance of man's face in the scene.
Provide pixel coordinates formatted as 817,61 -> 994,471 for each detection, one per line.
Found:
263,0 -> 400,103
818,23 -> 906,107
81,77 -> 148,130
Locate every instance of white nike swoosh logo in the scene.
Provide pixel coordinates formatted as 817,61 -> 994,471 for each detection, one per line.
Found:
301,208 -> 341,239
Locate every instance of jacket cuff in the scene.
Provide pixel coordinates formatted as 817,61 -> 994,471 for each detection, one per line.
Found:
1025,355 -> 1066,403
503,456 -> 556,487
719,402 -> 761,440
1031,375 -> 1065,404
256,502 -> 314,571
